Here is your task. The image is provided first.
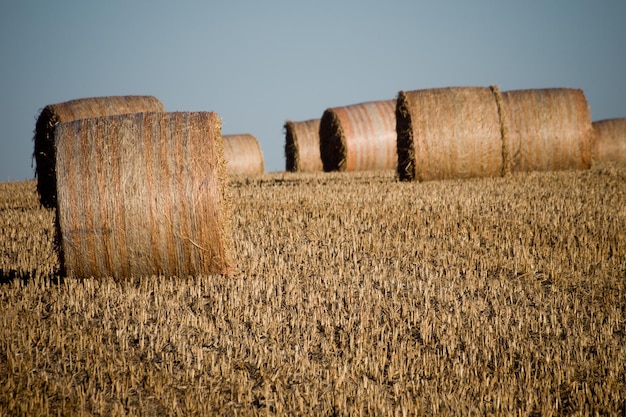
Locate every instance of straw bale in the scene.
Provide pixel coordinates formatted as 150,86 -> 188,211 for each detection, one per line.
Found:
592,118 -> 626,164
396,86 -> 506,182
319,100 -> 396,172
34,95 -> 165,208
500,88 -> 592,172
284,119 -> 323,172
222,134 -> 265,175
54,112 -> 233,279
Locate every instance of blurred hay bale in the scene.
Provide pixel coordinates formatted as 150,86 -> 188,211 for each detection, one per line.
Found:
319,100 -> 396,172
34,95 -> 165,208
501,88 -> 593,172
284,119 -> 322,172
396,86 -> 507,182
592,118 -> 626,164
222,134 -> 265,175
54,112 -> 233,279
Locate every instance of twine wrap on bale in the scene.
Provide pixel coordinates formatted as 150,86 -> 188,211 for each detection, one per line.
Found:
222,134 -> 265,175
501,88 -> 593,172
34,95 -> 165,208
319,100 -> 396,172
592,118 -> 626,164
396,86 -> 508,182
284,119 -> 323,172
54,112 -> 233,279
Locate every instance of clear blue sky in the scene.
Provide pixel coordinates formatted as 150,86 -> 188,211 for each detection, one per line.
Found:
1,0 -> 625,181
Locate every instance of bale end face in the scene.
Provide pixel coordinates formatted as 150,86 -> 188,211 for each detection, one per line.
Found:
396,91 -> 415,181
284,121 -> 299,172
319,109 -> 347,172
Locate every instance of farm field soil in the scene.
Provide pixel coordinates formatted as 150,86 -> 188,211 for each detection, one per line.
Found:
1,164 -> 625,416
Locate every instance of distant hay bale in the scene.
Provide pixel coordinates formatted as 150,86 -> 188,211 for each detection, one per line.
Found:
500,88 -> 593,172
592,118 -> 626,164
284,119 -> 322,172
319,99 -> 396,172
396,86 -> 507,182
54,112 -> 233,279
34,95 -> 165,208
222,134 -> 265,175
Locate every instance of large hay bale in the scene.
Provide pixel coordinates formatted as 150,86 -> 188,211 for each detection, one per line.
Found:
222,134 -> 265,175
396,86 -> 507,182
500,88 -> 593,172
592,118 -> 626,164
34,95 -> 165,208
319,99 -> 396,172
54,112 -> 233,279
284,119 -> 322,172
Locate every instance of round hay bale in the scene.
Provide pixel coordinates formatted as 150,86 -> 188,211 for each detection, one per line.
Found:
284,119 -> 322,172
319,99 -> 396,172
592,118 -> 626,164
34,95 -> 165,208
500,88 -> 593,172
222,134 -> 265,175
396,86 -> 507,182
54,112 -> 233,279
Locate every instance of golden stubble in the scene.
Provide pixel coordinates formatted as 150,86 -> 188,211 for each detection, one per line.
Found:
1,164 -> 625,416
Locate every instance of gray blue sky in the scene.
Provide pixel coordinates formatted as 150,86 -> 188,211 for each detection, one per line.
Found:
1,0 -> 625,181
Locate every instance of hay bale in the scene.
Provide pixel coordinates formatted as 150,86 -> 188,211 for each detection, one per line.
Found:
500,88 -> 593,172
34,95 -> 165,208
222,134 -> 265,175
54,112 -> 233,279
319,99 -> 396,172
284,119 -> 323,172
592,118 -> 626,164
396,86 -> 507,182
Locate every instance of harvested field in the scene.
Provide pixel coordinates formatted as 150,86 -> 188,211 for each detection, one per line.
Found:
1,163 -> 625,415
54,112 -> 232,279
222,134 -> 265,175
319,100 -> 396,172
284,119 -> 323,172
593,118 -> 626,164
33,95 -> 165,208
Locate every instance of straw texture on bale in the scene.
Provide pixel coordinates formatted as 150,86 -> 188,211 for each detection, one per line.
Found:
222,134 -> 265,175
34,95 -> 165,208
54,112 -> 233,279
396,86 -> 507,182
319,100 -> 396,172
592,118 -> 626,164
284,119 -> 323,172
501,88 -> 592,172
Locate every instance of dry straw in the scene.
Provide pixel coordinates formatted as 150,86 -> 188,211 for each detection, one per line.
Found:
54,112 -> 233,279
284,119 -> 323,172
500,88 -> 593,172
592,118 -> 626,164
222,134 -> 265,175
34,95 -> 165,208
319,99 -> 396,172
396,86 -> 508,182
